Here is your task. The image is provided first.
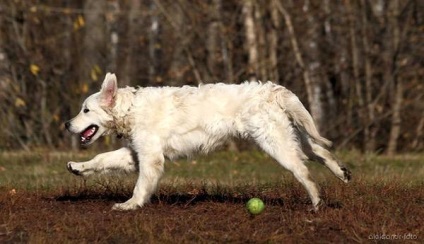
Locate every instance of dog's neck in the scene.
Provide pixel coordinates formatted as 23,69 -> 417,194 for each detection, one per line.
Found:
105,87 -> 138,139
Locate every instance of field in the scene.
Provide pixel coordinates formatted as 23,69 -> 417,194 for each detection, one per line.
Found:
0,149 -> 423,243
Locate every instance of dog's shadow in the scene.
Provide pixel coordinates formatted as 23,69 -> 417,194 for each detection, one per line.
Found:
153,193 -> 285,207
54,189 -> 130,203
53,189 -> 343,209
54,189 -> 285,206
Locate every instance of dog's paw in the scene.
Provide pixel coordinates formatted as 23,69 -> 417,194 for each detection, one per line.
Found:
67,162 -> 81,175
67,162 -> 92,177
309,199 -> 324,213
341,167 -> 352,183
112,200 -> 141,211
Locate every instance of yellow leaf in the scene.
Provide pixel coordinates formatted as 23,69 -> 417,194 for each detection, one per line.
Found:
15,97 -> 26,108
90,70 -> 98,81
53,115 -> 60,123
30,64 -> 40,76
73,15 -> 85,30
81,83 -> 89,93
90,65 -> 102,81
77,15 -> 85,27
93,65 -> 102,74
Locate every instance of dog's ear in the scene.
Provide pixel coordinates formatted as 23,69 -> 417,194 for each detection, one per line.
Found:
99,73 -> 118,108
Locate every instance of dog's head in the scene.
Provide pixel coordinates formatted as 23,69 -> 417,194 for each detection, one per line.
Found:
65,73 -> 118,146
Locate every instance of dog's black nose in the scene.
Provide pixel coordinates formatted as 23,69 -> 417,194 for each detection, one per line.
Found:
65,121 -> 71,130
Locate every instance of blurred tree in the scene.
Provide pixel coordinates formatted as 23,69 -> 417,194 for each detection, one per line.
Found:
148,0 -> 161,85
121,0 -> 142,86
0,0 -> 422,153
243,0 -> 258,80
386,0 -> 402,155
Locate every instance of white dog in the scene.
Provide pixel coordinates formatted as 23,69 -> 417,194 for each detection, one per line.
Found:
65,73 -> 351,211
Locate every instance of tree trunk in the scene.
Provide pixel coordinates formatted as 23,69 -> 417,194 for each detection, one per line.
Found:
79,0 -> 107,84
411,110 -> 424,150
386,0 -> 402,155
360,0 -> 377,152
206,0 -> 221,82
243,0 -> 258,80
254,3 -> 267,81
107,0 -> 119,73
168,1 -> 187,84
219,1 -> 233,83
61,0 -> 78,150
0,9 -> 18,149
149,1 -> 161,85
346,0 -> 365,140
39,79 -> 53,147
303,0 -> 325,130
269,0 -> 280,83
323,0 -> 337,136
122,0 -> 142,86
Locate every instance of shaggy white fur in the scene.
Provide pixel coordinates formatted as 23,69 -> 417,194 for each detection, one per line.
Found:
66,73 -> 351,211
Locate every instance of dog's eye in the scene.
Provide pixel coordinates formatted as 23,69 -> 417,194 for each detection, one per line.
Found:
83,108 -> 90,113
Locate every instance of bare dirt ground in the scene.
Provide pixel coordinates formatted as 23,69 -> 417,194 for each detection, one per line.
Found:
1,179 -> 423,243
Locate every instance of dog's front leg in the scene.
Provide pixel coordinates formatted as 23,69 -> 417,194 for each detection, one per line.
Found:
67,147 -> 137,177
112,152 -> 165,211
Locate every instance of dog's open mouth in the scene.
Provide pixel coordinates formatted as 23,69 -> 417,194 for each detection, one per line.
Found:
80,125 -> 99,144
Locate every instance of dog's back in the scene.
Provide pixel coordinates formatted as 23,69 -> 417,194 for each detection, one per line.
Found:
124,82 -> 299,157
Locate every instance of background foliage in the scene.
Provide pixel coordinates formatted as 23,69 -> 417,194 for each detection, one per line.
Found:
0,0 -> 422,153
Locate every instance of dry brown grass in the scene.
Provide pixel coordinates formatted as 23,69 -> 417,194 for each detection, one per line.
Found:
0,151 -> 423,243
0,178 -> 423,243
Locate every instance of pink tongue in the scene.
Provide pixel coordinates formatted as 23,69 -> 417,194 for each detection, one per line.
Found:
82,127 -> 93,138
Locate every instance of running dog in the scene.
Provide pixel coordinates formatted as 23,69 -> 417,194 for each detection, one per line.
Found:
65,73 -> 351,211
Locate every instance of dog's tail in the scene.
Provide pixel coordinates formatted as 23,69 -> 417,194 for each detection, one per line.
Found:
276,88 -> 332,148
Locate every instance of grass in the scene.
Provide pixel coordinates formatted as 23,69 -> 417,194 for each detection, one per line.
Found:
0,149 -> 423,243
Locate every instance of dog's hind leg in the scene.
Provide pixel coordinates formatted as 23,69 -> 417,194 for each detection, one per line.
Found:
266,146 -> 321,210
252,126 -> 322,211
67,147 -> 137,177
299,136 -> 351,183
311,143 -> 351,183
277,153 -> 321,211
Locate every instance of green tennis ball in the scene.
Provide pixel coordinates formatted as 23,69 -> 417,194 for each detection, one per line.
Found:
246,198 -> 265,215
